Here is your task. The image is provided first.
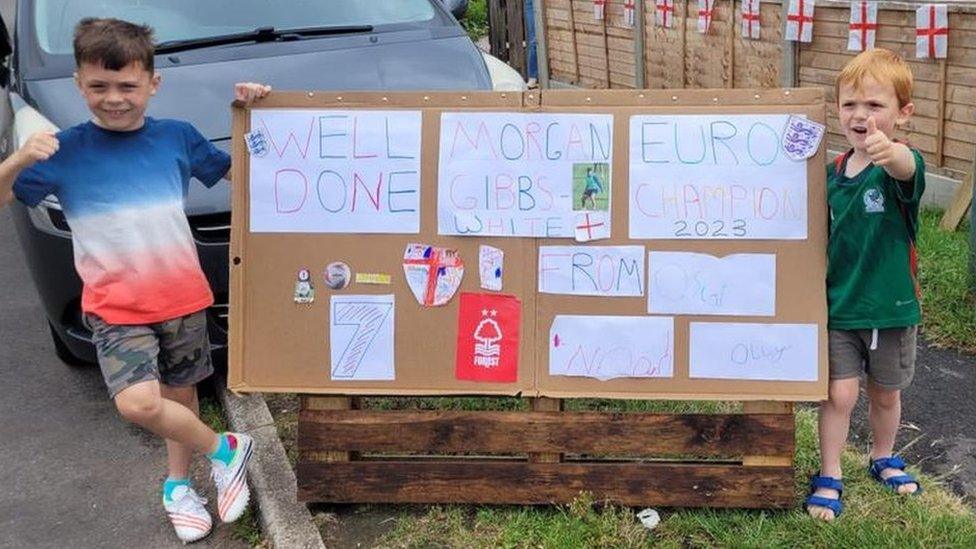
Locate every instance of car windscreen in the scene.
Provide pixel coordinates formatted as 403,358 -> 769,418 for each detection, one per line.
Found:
34,0 -> 437,55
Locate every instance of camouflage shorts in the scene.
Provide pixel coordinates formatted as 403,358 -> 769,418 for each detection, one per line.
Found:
86,310 -> 214,399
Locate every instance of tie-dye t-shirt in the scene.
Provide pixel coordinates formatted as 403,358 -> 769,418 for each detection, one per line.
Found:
13,118 -> 230,325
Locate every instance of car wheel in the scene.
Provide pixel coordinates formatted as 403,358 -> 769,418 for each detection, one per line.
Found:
49,321 -> 92,367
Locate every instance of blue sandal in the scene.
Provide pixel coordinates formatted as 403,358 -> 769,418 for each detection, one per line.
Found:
804,474 -> 844,518
868,456 -> 922,495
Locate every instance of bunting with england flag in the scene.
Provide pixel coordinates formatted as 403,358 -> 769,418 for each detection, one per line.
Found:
848,1 -> 878,51
582,1 -> 955,63
741,0 -> 761,40
785,0 -> 815,42
698,0 -> 715,34
655,0 -> 675,28
624,0 -> 636,27
916,4 -> 948,59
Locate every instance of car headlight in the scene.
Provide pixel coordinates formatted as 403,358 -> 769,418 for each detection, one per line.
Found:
480,52 -> 528,92
26,195 -> 71,236
11,94 -> 70,237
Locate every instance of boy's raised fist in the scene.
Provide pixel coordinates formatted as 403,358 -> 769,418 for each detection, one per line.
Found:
17,132 -> 59,168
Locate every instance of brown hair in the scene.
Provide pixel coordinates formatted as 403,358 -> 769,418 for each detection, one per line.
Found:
836,48 -> 913,108
73,18 -> 155,72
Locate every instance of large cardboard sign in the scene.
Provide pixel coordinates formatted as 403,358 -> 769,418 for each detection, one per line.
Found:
229,89 -> 828,400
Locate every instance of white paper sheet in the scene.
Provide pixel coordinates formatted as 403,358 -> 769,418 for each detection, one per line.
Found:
629,114 -> 808,239
648,252 -> 775,316
689,322 -> 818,381
438,112 -> 614,237
249,109 -> 422,233
539,245 -> 644,296
330,295 -> 395,380
549,315 -> 674,380
479,245 -> 504,291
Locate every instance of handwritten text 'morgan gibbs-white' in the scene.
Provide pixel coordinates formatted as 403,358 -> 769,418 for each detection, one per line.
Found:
438,112 -> 614,238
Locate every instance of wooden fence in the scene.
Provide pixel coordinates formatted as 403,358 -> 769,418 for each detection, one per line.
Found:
538,0 -> 976,180
489,0 -> 529,78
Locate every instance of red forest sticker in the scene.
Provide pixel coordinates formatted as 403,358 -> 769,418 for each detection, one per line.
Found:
455,293 -> 521,383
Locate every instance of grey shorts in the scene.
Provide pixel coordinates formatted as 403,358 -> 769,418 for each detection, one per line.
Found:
86,310 -> 214,399
828,326 -> 917,390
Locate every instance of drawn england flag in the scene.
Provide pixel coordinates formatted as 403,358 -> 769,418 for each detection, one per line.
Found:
916,4 -> 948,59
848,1 -> 878,51
785,0 -> 815,43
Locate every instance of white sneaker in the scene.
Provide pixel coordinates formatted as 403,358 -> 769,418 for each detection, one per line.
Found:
164,485 -> 212,543
210,432 -> 254,523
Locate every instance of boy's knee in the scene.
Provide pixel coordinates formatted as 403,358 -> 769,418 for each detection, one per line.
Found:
868,386 -> 901,409
115,389 -> 163,424
827,379 -> 860,411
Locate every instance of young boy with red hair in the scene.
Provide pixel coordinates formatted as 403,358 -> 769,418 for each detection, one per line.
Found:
806,48 -> 924,521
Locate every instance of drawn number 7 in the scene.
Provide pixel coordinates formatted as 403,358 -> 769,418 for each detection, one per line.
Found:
331,303 -> 393,378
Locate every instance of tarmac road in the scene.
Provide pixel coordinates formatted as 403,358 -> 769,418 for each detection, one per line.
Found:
849,337 -> 976,502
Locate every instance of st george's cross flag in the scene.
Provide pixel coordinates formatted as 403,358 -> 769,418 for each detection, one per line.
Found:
698,0 -> 715,34
741,0 -> 761,40
916,4 -> 948,59
848,1 -> 878,51
785,0 -> 815,43
624,0 -> 636,27
655,0 -> 676,28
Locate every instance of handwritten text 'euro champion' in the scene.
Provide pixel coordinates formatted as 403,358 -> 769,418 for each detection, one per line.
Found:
637,119 -> 785,165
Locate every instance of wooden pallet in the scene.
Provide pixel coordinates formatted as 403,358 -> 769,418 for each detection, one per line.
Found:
297,397 -> 796,509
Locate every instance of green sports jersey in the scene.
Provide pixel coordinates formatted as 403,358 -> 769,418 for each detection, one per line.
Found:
826,148 -> 924,329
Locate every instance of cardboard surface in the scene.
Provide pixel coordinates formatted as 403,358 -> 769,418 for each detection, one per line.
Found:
229,89 -> 828,400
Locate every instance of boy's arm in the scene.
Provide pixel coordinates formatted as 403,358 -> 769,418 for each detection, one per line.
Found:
864,116 -> 916,182
0,132 -> 59,208
225,82 -> 273,183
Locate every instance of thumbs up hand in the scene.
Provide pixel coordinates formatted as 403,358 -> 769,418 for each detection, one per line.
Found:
863,116 -> 895,166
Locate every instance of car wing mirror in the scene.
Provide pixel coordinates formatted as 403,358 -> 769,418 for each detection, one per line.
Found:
444,0 -> 468,20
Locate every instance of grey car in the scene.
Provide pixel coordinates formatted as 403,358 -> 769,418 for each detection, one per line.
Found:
4,0 -> 501,365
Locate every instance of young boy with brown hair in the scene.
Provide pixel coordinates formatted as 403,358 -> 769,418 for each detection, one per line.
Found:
0,18 -> 270,542
805,48 -> 924,521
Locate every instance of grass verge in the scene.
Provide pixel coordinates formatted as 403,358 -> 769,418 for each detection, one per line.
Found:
918,208 -> 976,354
264,394 -> 976,548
